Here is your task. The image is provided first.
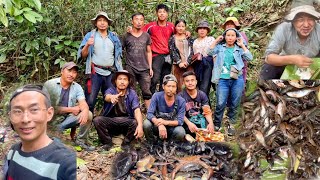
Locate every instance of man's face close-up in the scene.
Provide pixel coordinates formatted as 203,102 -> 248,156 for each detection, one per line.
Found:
61,67 -> 78,84
96,16 -> 109,31
115,74 -> 129,90
9,91 -> 53,144
293,13 -> 316,39
163,81 -> 177,97
183,75 -> 197,90
132,15 -> 144,30
157,8 -> 168,22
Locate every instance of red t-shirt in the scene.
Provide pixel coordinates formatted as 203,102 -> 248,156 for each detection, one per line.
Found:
142,21 -> 174,56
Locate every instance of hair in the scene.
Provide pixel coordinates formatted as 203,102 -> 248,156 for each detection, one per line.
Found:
156,4 -> 169,12
131,12 -> 145,20
174,19 -> 186,27
182,71 -> 196,79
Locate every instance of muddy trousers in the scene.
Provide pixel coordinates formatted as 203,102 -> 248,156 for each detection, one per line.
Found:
93,116 -> 137,145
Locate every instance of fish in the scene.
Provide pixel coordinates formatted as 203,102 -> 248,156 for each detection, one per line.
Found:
253,130 -> 268,148
286,87 -> 320,98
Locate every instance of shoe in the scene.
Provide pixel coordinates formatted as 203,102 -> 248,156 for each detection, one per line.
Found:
75,139 -> 95,151
227,124 -> 236,136
101,144 -> 113,151
214,126 -> 221,132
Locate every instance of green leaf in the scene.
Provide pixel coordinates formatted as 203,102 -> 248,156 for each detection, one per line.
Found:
21,7 -> 32,12
33,0 -> 41,11
14,15 -> 23,23
76,157 -> 86,167
45,37 -> 51,46
58,35 -> 66,40
74,146 -> 82,152
31,41 -> 39,50
44,51 -> 49,57
0,54 -> 7,63
23,11 -> 36,23
64,40 -> 72,46
280,58 -> 320,79
43,62 -> 49,72
12,0 -> 21,9
54,58 -> 61,65
25,41 -> 31,53
13,7 -> 23,16
54,44 -> 64,50
0,8 -> 8,27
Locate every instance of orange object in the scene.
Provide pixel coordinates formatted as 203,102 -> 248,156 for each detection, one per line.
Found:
196,129 -> 225,142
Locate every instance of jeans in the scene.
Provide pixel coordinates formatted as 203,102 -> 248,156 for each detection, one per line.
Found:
58,111 -> 93,139
150,55 -> 172,94
85,73 -> 113,114
214,76 -> 244,127
93,116 -> 137,145
193,56 -> 213,95
143,120 -> 185,142
126,65 -> 152,100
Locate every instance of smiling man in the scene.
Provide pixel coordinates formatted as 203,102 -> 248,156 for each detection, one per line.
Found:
44,62 -> 94,151
3,85 -> 76,180
260,5 -> 320,79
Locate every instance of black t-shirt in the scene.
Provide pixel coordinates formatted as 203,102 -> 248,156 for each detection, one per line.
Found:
178,89 -> 209,118
109,96 -> 128,117
123,32 -> 151,71
59,87 -> 70,107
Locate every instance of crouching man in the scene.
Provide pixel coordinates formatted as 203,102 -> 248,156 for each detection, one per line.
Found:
44,62 -> 94,151
143,74 -> 186,142
178,71 -> 214,137
93,70 -> 144,150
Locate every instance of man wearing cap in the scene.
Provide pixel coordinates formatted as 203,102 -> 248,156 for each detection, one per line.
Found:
93,70 -> 143,150
260,5 -> 320,79
4,85 -> 76,179
193,20 -> 215,95
122,12 -> 153,108
143,74 -> 186,142
77,11 -> 123,115
44,62 -> 93,151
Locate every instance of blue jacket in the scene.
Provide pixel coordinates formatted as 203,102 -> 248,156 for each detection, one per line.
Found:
77,29 -> 123,75
208,29 -> 253,83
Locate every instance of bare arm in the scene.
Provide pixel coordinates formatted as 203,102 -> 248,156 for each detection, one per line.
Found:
266,54 -> 313,68
146,45 -> 153,77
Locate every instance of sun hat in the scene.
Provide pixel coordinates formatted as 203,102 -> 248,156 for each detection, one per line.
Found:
222,17 -> 241,30
91,11 -> 113,26
285,5 -> 320,21
196,20 -> 211,32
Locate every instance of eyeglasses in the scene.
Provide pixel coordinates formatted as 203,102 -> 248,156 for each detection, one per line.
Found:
10,107 -> 48,118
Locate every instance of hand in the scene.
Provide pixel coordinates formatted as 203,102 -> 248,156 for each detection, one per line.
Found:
111,92 -> 122,104
293,55 -> 313,68
86,34 -> 94,46
158,125 -> 167,139
207,123 -> 215,134
78,111 -> 88,125
185,31 -> 191,38
236,38 -> 244,47
149,69 -> 154,78
187,122 -> 198,133
134,125 -> 144,139
179,62 -> 187,68
127,26 -> 133,33
71,106 -> 81,116
215,36 -> 224,43
153,118 -> 164,126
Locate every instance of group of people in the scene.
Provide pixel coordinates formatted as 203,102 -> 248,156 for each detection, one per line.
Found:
5,1 -> 320,179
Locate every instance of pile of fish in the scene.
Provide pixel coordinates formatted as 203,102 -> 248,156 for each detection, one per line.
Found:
238,80 -> 320,179
112,141 -> 236,180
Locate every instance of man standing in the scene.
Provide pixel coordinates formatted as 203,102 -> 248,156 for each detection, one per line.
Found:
77,11 -> 123,114
123,12 -> 153,108
44,62 -> 93,151
4,85 -> 76,180
142,4 -> 175,93
93,70 -> 144,150
260,5 -> 320,79
178,71 -> 214,137
143,74 -> 186,142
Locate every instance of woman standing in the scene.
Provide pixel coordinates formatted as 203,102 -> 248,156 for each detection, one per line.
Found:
169,19 -> 194,93
193,20 -> 215,95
